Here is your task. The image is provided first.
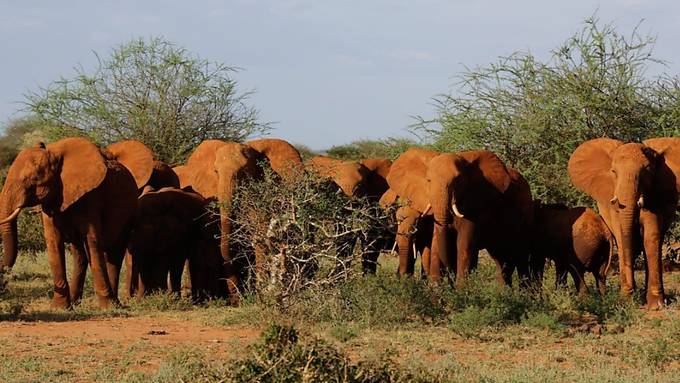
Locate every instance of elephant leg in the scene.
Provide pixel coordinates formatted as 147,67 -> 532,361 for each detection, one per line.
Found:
136,260 -> 153,299
454,220 -> 476,288
501,260 -> 515,287
188,252 -> 206,302
42,215 -> 71,309
595,271 -> 607,296
640,210 -> 665,309
124,252 -> 138,299
420,246 -> 431,279
105,242 -> 127,300
84,221 -> 117,309
361,231 -> 383,275
182,258 -> 192,298
569,266 -> 588,296
69,241 -> 88,304
555,263 -> 568,289
362,251 -> 379,274
168,250 -> 186,295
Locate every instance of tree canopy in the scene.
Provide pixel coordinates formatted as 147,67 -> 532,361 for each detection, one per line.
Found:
416,16 -> 680,205
25,37 -> 267,164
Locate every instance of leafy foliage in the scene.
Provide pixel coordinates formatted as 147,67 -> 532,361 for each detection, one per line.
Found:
25,37 -> 267,164
0,116 -> 48,168
416,16 -> 680,206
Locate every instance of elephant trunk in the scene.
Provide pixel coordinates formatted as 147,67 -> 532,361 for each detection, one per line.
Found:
616,193 -> 640,297
218,174 -> 241,303
0,191 -> 23,268
429,190 -> 453,281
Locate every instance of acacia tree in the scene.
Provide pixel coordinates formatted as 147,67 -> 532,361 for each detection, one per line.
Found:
416,16 -> 680,205
25,37 -> 267,164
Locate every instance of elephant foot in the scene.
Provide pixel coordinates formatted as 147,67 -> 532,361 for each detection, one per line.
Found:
50,295 -> 72,310
96,296 -> 121,310
645,293 -> 665,310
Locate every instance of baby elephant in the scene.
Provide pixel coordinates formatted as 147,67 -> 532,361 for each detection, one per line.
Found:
532,203 -> 614,295
126,186 -> 224,301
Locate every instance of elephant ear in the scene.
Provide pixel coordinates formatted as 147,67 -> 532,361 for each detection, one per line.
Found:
644,137 -> 680,195
47,137 -> 107,212
106,140 -> 154,189
378,188 -> 399,209
458,150 -> 512,194
360,159 -> 391,199
386,148 -> 438,213
148,161 -> 180,189
172,165 -> 192,189
186,140 -> 227,199
568,138 -> 623,203
246,138 -> 303,177
215,143 -> 264,180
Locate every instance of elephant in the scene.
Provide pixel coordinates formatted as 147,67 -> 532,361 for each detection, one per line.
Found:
305,156 -> 372,197
568,137 -> 680,308
532,203 -> 614,294
178,138 -> 303,303
147,160 -> 180,190
125,186 -> 222,301
0,138 -> 154,309
386,148 -> 534,287
305,156 -> 395,273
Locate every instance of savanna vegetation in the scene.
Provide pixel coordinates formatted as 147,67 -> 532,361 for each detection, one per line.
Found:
1,15 -> 680,383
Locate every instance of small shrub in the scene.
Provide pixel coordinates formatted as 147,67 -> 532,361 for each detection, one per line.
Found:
227,324 -> 408,383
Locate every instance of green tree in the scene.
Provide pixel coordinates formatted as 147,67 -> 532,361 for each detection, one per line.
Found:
0,116 -> 48,168
416,16 -> 680,205
25,37 -> 267,164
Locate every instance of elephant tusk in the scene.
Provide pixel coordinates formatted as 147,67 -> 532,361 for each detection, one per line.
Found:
0,208 -> 22,225
610,196 -> 619,205
421,203 -> 432,216
637,195 -> 645,209
451,202 -> 464,218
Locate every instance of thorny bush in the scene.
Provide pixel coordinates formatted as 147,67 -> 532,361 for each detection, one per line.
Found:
229,167 -> 395,307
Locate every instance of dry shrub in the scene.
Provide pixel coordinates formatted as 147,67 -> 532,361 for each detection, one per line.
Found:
229,167 -> 394,306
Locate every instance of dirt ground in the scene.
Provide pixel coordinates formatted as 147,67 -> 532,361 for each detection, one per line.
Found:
0,314 -> 259,381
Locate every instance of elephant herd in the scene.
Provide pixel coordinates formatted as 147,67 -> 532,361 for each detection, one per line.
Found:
0,135 -> 678,310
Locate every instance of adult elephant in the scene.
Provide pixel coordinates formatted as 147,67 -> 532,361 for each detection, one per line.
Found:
0,138 -> 154,309
568,137 -> 680,308
305,156 -> 394,273
126,187 -> 222,300
387,148 -> 534,286
179,138 -> 303,303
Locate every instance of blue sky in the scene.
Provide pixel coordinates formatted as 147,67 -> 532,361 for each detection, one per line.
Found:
1,1 -> 679,149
